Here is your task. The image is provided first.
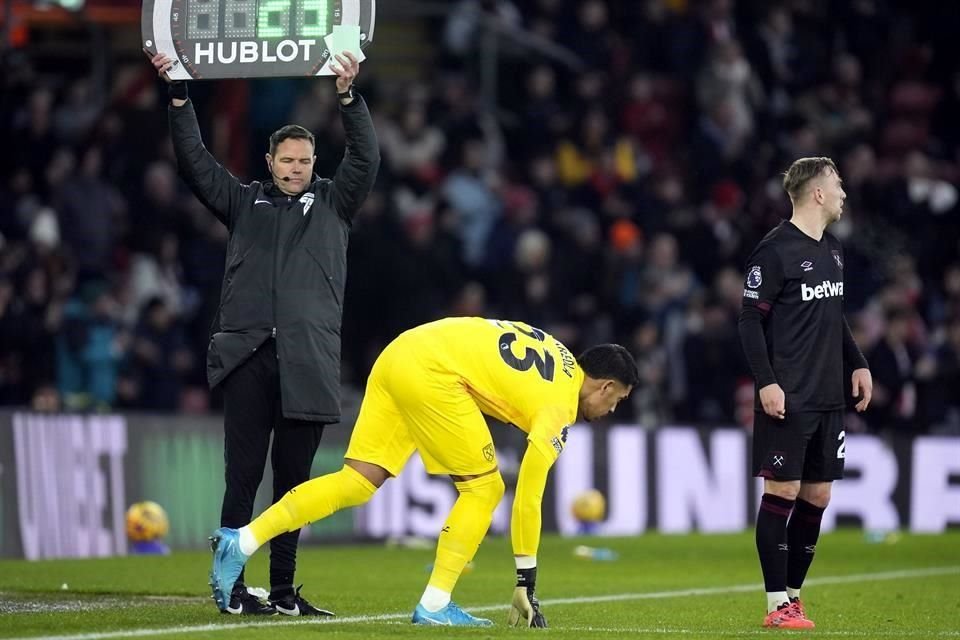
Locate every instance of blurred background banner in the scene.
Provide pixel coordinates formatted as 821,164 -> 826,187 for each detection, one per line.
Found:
2,410 -> 957,559
0,410 -> 353,559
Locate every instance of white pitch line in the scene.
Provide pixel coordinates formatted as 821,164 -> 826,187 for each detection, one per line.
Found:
8,565 -> 959,640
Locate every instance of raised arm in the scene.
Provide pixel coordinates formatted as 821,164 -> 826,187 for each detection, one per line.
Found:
148,52 -> 247,228
329,52 -> 380,222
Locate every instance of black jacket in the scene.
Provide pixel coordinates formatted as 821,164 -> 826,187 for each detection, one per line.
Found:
169,95 -> 380,422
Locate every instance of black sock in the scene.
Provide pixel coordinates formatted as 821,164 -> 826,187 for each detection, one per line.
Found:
270,582 -> 294,601
756,493 -> 795,593
786,498 -> 825,591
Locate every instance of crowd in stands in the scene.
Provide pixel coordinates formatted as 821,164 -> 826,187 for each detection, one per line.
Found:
1,0 -> 958,435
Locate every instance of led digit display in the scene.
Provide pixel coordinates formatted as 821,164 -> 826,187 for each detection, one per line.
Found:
142,0 -> 375,79
223,0 -> 257,39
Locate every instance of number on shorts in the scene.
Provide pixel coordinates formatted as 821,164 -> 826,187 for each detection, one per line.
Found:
496,322 -> 555,382
837,429 -> 846,459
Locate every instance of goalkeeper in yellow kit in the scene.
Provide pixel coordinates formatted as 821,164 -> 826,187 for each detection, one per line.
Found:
209,317 -> 639,626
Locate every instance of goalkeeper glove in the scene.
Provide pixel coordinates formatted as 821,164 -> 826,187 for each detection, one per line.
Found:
507,567 -> 548,628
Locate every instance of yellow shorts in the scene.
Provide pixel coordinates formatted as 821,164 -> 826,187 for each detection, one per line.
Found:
344,333 -> 498,477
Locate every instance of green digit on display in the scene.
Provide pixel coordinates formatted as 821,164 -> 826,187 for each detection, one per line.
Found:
298,0 -> 330,37
257,0 -> 291,38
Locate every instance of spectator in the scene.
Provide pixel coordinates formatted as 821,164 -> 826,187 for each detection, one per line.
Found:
918,316 -> 960,434
866,307 -> 919,433
55,279 -> 128,411
55,146 -> 126,280
442,138 -> 502,269
128,297 -> 193,411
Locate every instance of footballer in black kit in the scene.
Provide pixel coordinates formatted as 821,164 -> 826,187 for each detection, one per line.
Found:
738,157 -> 872,630
741,220 -> 860,480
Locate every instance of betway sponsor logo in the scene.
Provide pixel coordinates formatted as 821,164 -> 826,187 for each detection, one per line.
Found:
802,280 -> 843,301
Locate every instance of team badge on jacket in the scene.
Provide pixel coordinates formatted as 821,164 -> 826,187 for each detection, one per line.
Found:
831,250 -> 843,269
299,192 -> 315,216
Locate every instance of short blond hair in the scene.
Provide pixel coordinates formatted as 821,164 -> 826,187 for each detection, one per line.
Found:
782,157 -> 838,203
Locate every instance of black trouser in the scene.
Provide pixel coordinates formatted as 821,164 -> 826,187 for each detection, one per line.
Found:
219,338 -> 325,594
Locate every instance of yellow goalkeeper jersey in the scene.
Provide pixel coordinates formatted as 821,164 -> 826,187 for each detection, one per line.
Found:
406,317 -> 584,463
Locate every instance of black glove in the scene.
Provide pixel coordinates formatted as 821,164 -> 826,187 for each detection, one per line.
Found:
168,80 -> 188,101
507,567 -> 548,628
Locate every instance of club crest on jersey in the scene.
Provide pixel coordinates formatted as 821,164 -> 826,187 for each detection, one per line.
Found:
801,260 -> 814,272
746,265 -> 762,289
482,443 -> 495,462
832,250 -> 843,269
299,192 -> 315,216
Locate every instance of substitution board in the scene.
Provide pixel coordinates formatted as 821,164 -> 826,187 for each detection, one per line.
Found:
142,0 -> 375,79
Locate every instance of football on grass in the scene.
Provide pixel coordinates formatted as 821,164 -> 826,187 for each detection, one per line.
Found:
571,489 -> 606,523
126,501 -> 170,542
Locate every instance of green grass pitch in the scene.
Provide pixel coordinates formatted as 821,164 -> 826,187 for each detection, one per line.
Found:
0,530 -> 957,639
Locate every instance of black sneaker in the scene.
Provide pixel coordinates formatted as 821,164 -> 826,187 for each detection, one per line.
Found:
222,585 -> 279,615
270,585 -> 335,617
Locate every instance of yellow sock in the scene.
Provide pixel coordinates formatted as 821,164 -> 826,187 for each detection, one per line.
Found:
427,473 -> 505,593
248,465 -> 376,546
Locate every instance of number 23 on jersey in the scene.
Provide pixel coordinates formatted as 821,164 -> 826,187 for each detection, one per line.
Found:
490,320 -> 556,382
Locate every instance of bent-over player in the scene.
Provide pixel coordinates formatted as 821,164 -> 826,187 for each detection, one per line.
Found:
209,317 -> 638,626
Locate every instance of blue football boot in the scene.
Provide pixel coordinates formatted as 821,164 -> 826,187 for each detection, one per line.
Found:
208,527 -> 249,612
411,602 -> 493,626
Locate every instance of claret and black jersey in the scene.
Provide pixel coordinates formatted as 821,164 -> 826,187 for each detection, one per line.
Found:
739,221 -> 867,412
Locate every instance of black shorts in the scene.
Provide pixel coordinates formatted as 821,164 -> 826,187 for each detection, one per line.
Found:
752,410 -> 845,482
